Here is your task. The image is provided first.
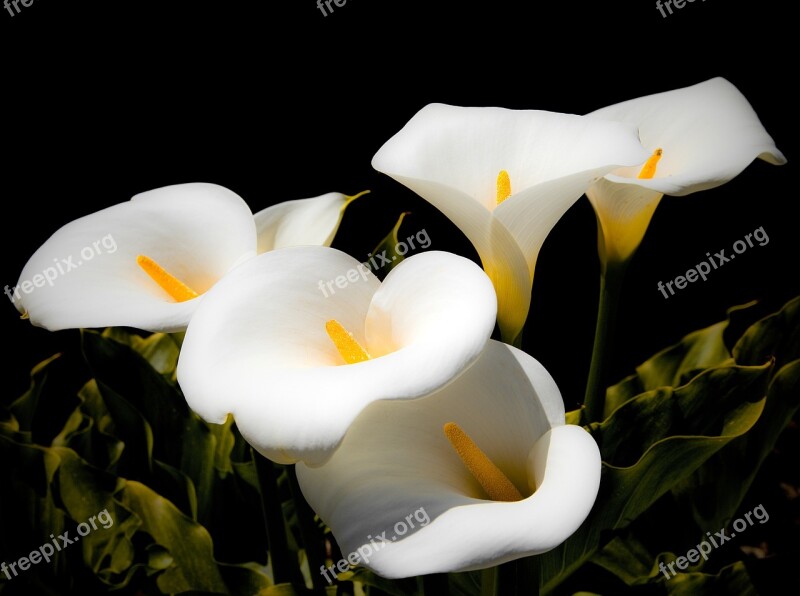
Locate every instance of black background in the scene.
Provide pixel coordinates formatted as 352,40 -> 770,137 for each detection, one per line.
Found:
2,0 -> 796,412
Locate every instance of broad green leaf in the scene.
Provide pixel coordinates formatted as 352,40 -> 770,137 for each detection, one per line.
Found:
591,533 -> 661,586
118,480 -> 228,594
52,380 -> 125,471
10,352 -> 85,445
81,330 -> 220,523
595,536 -> 759,594
0,434 -> 67,566
0,437 -> 140,591
734,295 -> 800,370
673,359 -> 800,531
674,296 -> 800,531
51,449 -> 139,581
92,379 -> 155,479
540,362 -> 770,593
603,301 -> 763,417
102,327 -> 181,376
217,561 -> 275,595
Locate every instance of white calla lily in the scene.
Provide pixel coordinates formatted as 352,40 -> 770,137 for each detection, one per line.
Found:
372,104 -> 649,344
12,183 -> 256,332
255,190 -> 367,253
13,184 -> 362,333
176,247 -> 497,465
586,77 -> 786,264
296,340 -> 601,577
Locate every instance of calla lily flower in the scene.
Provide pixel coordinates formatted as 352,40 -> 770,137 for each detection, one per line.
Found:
585,77 -> 786,265
13,183 -> 361,332
254,190 -> 367,253
372,104 -> 649,344
296,340 -> 601,577
176,247 -> 497,465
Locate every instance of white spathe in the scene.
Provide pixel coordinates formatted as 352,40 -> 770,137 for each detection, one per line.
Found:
176,247 -> 497,465
586,77 -> 787,263
297,340 -> 601,577
372,104 -> 649,342
14,183 -> 256,332
255,191 -> 361,253
14,184 -> 359,332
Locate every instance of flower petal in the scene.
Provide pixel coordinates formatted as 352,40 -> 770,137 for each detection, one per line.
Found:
586,179 -> 663,264
297,341 -> 601,576
588,77 -> 787,196
254,192 -> 356,253
177,247 -> 496,465
373,104 -> 649,342
373,104 -> 647,214
14,183 -> 256,332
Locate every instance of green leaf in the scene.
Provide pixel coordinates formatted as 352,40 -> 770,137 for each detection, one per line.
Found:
51,449 -> 140,582
540,361 -> 770,593
594,536 -> 759,594
52,380 -> 125,471
591,532 -> 661,586
605,319 -> 730,418
603,301 -> 765,418
118,480 -> 228,594
0,436 -> 143,590
666,560 -> 757,595
217,561 -> 275,595
367,211 -> 412,280
81,330 -> 222,523
733,295 -> 800,370
673,295 -> 800,531
101,327 -> 181,377
9,352 -> 86,445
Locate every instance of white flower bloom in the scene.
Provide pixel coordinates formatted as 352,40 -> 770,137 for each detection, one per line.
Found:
372,104 -> 649,343
14,184 -> 360,332
586,77 -> 786,264
297,340 -> 601,577
177,247 -> 497,465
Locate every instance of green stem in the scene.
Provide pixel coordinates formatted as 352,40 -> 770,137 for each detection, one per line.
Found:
481,566 -> 498,596
252,448 -> 299,588
583,261 -> 627,424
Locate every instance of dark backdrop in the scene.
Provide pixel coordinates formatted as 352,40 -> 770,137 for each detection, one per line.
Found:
2,0 -> 796,411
